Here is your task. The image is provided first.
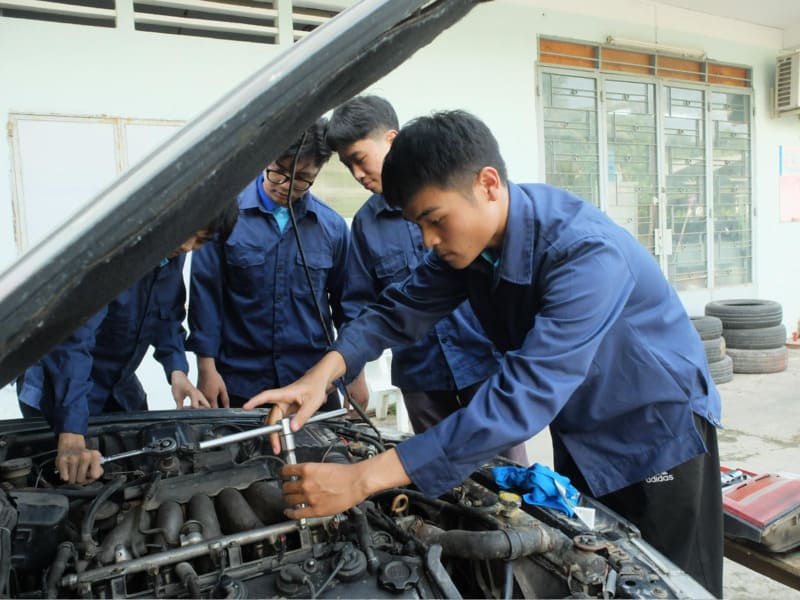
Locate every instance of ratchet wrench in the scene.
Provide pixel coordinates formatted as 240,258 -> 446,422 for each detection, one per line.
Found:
100,437 -> 179,465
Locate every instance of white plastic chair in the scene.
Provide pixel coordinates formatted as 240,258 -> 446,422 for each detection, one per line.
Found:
363,349 -> 413,433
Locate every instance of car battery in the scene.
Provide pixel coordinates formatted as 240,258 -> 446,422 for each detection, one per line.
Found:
721,467 -> 800,553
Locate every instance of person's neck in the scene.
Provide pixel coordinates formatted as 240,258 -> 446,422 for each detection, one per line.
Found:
486,187 -> 510,250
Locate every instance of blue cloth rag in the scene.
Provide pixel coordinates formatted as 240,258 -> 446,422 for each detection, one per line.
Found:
492,463 -> 580,517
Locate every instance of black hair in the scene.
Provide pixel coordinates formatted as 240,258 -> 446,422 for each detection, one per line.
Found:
382,110 -> 508,209
276,117 -> 332,168
326,95 -> 399,152
203,198 -> 239,242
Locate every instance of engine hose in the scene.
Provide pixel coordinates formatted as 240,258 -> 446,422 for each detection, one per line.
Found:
349,505 -> 379,573
410,521 -> 554,560
80,477 -> 126,551
46,542 -> 75,599
425,544 -> 463,600
0,528 -> 12,597
175,562 -> 201,598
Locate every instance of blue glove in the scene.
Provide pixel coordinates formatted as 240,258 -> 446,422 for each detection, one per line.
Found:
492,463 -> 580,517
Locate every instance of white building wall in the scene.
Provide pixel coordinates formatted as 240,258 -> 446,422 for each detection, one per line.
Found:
362,0 -> 800,323
3,0 -> 800,408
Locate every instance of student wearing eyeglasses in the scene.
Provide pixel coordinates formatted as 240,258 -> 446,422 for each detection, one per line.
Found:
187,119 -> 362,410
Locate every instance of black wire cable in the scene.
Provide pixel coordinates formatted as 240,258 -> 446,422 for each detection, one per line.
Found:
283,134 -> 382,445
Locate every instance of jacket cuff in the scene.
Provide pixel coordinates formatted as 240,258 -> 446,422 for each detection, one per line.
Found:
396,430 -> 460,498
160,354 -> 190,383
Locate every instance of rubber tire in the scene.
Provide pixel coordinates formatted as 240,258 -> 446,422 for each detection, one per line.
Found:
726,347 -> 788,374
708,355 -> 734,384
702,337 -> 726,363
704,299 -> 782,329
691,316 -> 723,340
722,325 -> 787,350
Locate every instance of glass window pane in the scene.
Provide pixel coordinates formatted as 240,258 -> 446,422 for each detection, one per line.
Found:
663,86 -> 707,290
540,66 -> 753,293
15,119 -> 117,250
126,123 -> 184,169
712,92 -> 752,286
605,80 -> 658,254
542,73 -> 600,205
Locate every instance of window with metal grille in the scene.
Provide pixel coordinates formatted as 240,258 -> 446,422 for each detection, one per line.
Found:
292,0 -> 339,40
539,37 -> 752,291
134,0 -> 280,44
0,0 -> 347,43
133,0 -> 347,44
0,0 -> 116,28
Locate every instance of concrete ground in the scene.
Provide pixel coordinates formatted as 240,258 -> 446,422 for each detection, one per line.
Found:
1,348 -> 798,598
521,348 -> 800,600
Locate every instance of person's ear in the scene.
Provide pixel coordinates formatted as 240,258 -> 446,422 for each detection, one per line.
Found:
476,167 -> 502,202
385,129 -> 399,145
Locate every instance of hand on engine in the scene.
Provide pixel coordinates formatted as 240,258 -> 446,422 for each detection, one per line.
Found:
197,357 -> 229,408
171,371 -> 211,409
57,432 -> 103,485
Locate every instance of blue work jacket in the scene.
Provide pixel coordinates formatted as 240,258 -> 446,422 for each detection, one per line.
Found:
19,256 -> 190,435
346,193 -> 500,392
333,183 -> 722,498
187,179 -> 352,398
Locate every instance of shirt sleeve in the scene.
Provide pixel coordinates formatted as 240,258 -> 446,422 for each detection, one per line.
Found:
39,308 -> 107,435
333,253 -> 468,381
396,235 -> 638,497
153,256 -> 190,381
187,239 -> 225,359
340,215 -> 382,322
325,217 -> 353,330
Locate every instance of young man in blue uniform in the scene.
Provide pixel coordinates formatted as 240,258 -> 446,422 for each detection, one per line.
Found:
326,96 -> 526,464
18,202 -> 239,485
247,111 -> 724,596
189,119 -> 358,410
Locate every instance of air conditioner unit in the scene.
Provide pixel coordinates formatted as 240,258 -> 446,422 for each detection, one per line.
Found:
775,51 -> 800,114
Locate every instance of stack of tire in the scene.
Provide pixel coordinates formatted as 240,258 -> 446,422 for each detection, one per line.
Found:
691,315 -> 733,384
705,299 -> 788,375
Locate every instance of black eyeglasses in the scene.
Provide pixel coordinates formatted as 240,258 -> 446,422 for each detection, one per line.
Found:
264,168 -> 315,192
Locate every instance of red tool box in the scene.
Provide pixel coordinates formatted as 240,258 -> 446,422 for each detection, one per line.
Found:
721,467 -> 800,553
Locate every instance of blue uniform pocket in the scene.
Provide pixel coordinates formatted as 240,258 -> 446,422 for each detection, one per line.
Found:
225,244 -> 267,295
374,253 -> 412,286
293,251 -> 332,294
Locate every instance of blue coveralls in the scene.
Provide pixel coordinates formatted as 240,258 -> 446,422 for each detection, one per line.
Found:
187,176 -> 352,404
335,182 -> 721,496
18,256 -> 189,435
332,182 -> 723,593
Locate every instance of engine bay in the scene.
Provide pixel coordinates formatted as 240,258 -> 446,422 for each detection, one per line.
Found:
0,410 -> 711,598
